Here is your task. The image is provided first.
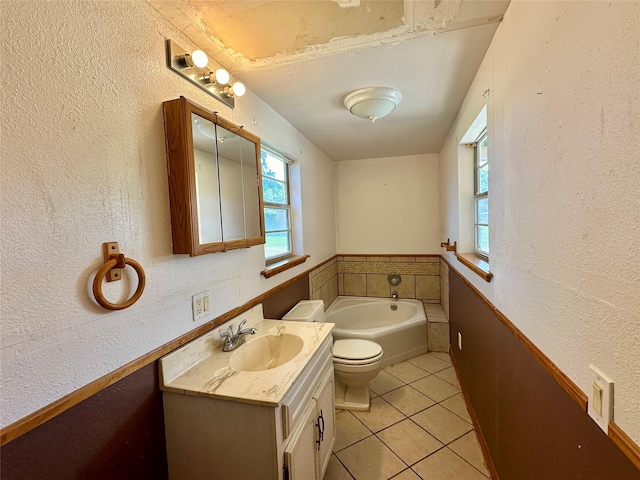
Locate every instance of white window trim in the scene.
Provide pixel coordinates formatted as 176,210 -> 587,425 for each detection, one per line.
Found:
261,145 -> 294,263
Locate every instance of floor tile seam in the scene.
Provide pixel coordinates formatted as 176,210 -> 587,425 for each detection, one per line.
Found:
331,431 -> 374,454
438,401 -> 472,423
344,409 -> 376,435
383,367 -> 431,384
336,430 -> 409,477
331,453 -> 357,480
434,394 -> 471,421
388,467 -> 422,480
370,382 -> 409,397
445,445 -> 491,479
373,429 -> 448,474
432,371 -> 461,388
405,414 -> 456,445
406,362 -> 451,374
403,382 -> 439,404
406,382 -> 453,404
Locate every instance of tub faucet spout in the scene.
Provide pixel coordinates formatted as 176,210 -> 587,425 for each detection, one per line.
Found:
392,291 -> 398,301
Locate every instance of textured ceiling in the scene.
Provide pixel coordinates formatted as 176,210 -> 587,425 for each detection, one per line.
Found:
149,0 -> 510,160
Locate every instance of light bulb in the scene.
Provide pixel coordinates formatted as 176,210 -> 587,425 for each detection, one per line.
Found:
190,50 -> 209,68
231,82 -> 246,97
215,68 -> 230,85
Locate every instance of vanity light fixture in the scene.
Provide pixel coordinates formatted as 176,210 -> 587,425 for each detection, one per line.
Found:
199,68 -> 231,87
176,49 -> 209,69
166,39 -> 245,108
344,87 -> 402,123
223,82 -> 246,98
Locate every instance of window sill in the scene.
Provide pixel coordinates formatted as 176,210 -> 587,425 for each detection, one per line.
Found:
261,255 -> 310,278
455,252 -> 493,282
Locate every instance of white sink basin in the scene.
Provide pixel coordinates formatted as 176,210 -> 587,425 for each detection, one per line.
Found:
231,333 -> 304,372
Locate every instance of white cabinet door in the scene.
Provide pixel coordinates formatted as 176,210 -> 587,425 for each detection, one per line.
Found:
284,400 -> 318,480
313,366 -> 335,479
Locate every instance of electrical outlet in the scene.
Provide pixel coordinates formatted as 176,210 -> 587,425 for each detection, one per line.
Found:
458,332 -> 463,350
192,291 -> 210,322
588,364 -> 614,433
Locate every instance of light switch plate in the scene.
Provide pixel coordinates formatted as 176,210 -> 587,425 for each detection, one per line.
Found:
588,364 -> 614,433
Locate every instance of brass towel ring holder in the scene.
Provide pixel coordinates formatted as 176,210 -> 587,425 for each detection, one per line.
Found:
92,242 -> 146,310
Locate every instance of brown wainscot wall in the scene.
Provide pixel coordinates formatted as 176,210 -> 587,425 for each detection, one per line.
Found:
0,274 -> 311,480
448,267 -> 640,479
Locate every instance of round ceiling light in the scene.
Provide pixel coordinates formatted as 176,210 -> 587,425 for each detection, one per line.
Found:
344,87 -> 402,123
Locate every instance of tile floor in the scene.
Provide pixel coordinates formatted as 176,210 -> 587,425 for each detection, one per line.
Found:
325,351 -> 491,480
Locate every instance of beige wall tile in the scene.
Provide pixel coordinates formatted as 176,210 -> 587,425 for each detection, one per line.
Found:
394,274 -> 415,299
428,323 -> 450,352
367,256 -> 389,262
367,274 -> 390,297
311,288 -> 322,301
346,256 -> 367,262
416,276 -> 440,300
344,273 -> 366,296
416,256 -> 440,263
389,256 -> 416,263
327,276 -> 338,307
338,273 -> 344,295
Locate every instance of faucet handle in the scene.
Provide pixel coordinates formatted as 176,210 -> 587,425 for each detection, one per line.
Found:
236,319 -> 247,335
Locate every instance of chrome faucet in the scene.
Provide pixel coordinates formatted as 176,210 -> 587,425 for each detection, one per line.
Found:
220,319 -> 258,352
392,291 -> 398,301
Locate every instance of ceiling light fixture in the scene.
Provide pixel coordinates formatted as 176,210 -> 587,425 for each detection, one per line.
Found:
166,39 -> 245,108
344,87 -> 402,123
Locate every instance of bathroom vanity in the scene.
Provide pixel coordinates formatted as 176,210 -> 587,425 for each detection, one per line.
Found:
159,305 -> 335,480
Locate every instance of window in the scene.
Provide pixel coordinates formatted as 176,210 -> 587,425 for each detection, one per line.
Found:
474,130 -> 489,258
261,146 -> 292,262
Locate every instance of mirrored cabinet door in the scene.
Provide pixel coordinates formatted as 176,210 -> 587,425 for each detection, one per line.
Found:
191,113 -> 223,245
163,97 -> 265,256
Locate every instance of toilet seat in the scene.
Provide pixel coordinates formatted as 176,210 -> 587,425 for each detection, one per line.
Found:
333,339 -> 383,365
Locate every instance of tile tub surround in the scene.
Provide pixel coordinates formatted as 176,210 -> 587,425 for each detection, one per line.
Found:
337,255 -> 441,303
326,351 -> 491,480
310,257 -> 339,310
424,303 -> 450,353
159,305 -> 333,406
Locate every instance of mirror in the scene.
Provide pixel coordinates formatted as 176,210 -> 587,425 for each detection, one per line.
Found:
163,97 -> 264,256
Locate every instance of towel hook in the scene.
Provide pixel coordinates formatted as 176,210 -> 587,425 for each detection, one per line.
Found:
92,242 -> 146,310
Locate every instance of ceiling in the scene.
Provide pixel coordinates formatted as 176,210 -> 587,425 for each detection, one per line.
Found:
149,0 -> 510,161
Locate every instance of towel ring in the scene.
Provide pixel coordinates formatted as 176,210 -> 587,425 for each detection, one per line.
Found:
92,247 -> 146,310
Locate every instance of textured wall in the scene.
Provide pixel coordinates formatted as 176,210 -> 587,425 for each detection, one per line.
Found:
439,1 -> 640,443
0,1 -> 336,428
336,154 -> 441,254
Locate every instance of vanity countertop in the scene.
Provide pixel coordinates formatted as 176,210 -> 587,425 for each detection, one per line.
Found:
159,306 -> 333,407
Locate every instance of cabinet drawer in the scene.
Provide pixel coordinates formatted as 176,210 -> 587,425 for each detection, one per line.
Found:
282,336 -> 332,439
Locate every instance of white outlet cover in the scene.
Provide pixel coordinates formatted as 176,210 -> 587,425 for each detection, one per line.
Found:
588,364 -> 614,434
192,290 -> 210,322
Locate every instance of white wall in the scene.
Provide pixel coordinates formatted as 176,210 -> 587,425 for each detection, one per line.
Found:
336,154 -> 441,254
439,1 -> 640,443
0,1 -> 336,428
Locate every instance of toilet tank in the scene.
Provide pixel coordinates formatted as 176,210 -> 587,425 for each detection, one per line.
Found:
282,300 -> 325,322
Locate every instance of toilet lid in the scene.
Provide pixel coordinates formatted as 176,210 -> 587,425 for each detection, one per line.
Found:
333,339 -> 383,361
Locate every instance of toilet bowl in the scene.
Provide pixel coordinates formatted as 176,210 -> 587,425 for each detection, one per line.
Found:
332,338 -> 383,411
283,300 -> 384,411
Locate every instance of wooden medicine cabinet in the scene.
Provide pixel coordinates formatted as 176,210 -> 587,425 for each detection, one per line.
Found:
162,97 -> 265,256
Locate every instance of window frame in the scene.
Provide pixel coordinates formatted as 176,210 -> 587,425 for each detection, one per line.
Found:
474,129 -> 489,260
261,145 -> 293,264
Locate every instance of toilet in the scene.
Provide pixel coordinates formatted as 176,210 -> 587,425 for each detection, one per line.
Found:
283,300 -> 383,411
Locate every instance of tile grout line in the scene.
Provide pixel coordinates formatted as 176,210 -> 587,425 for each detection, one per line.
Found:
332,351 -> 488,480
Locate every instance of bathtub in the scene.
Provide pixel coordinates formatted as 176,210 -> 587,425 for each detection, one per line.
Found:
325,296 -> 428,368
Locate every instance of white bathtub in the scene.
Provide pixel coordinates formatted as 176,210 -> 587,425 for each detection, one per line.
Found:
325,296 -> 428,368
